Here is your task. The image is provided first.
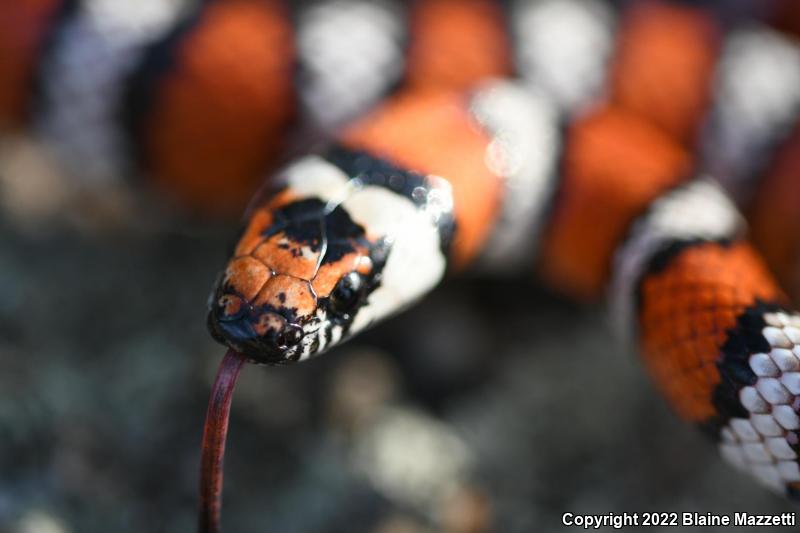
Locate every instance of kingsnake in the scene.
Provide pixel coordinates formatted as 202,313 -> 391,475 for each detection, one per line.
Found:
7,0 -> 800,509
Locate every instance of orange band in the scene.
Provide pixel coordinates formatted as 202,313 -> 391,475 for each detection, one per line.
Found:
540,107 -> 690,300
143,0 -> 296,216
341,90 -> 503,269
404,0 -> 512,92
639,242 -> 785,421
611,1 -> 719,144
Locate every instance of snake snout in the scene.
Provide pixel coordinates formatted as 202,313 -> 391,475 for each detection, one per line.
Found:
208,293 -> 305,364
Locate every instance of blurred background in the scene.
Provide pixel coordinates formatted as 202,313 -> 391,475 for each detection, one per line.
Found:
3,0 -> 800,531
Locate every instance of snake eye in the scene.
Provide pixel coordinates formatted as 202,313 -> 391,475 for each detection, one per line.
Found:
329,272 -> 364,314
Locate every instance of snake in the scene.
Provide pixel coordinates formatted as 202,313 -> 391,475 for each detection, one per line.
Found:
7,0 -> 800,526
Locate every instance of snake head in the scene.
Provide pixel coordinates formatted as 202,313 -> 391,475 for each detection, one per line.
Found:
208,194 -> 390,364
207,153 -> 451,364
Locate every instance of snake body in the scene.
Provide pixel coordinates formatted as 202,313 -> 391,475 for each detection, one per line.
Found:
6,0 -> 800,502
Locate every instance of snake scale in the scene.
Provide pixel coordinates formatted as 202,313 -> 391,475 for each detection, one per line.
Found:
7,0 -> 800,521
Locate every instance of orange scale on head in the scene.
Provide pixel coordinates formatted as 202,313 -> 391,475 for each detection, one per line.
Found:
263,187 -> 300,211
235,209 -> 273,256
311,250 -> 372,298
252,235 -> 320,280
223,256 -> 272,302
253,274 -> 317,317
217,294 -> 246,318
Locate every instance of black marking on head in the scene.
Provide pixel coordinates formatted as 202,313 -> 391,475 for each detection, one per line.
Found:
318,235 -> 392,339
208,207 -> 393,363
698,300 -> 787,441
207,292 -> 309,365
261,198 -> 370,266
323,144 -> 455,256
326,235 -> 390,310
261,199 -> 325,251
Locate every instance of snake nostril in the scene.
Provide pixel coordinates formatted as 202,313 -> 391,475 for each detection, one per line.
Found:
209,300 -> 303,361
275,324 -> 303,348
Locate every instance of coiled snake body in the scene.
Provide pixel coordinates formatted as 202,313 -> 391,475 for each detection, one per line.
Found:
7,0 -> 800,511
